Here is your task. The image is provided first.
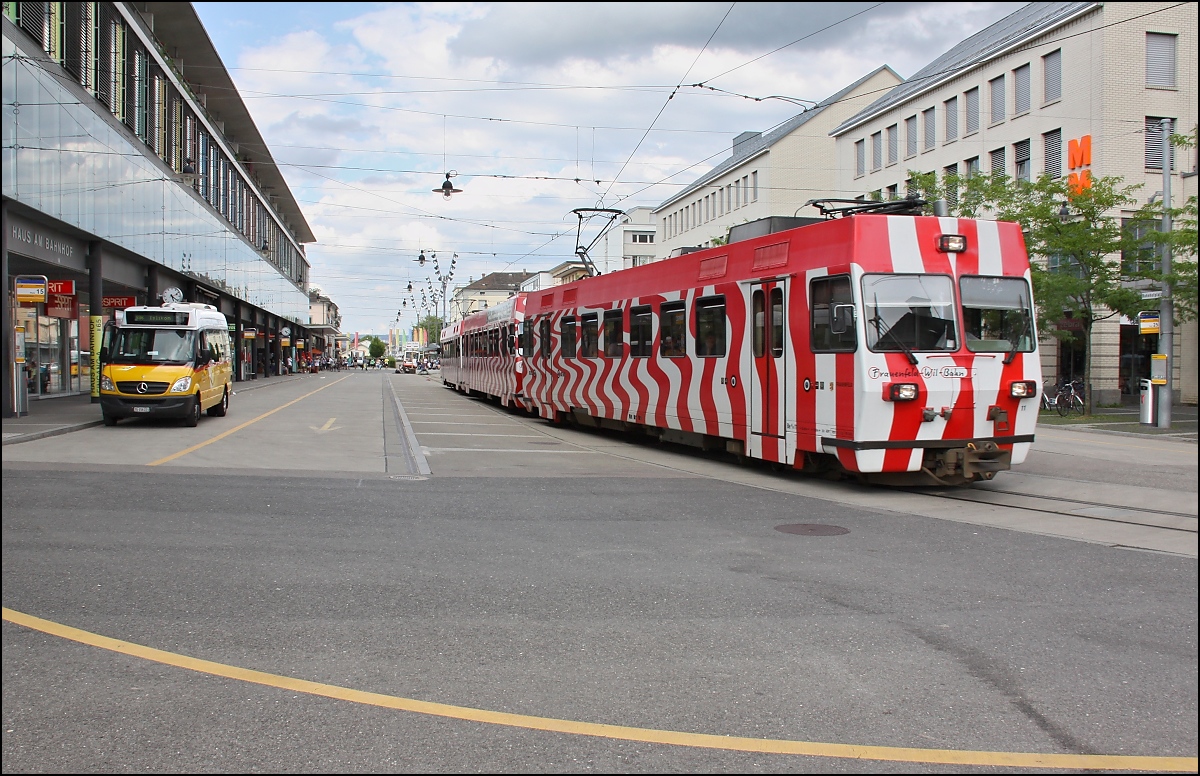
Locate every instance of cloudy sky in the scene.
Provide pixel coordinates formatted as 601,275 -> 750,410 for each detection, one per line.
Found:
192,1 -> 1024,338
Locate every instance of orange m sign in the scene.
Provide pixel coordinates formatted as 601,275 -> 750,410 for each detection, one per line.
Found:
1067,134 -> 1092,193
1068,135 -> 1092,169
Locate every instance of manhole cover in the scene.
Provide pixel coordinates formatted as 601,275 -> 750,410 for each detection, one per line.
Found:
389,475 -> 428,481
775,523 -> 850,536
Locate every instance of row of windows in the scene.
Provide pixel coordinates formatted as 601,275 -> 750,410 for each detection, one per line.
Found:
665,172 -> 759,240
872,128 -> 1063,202
855,49 -> 1063,177
854,31 -> 1179,180
4,1 -> 307,287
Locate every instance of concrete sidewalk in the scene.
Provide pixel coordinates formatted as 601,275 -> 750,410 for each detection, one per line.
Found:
2,373 -> 311,446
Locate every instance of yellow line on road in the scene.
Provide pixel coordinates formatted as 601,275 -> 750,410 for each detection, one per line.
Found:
146,376 -> 350,466
1,607 -> 1193,771
320,417 -> 336,431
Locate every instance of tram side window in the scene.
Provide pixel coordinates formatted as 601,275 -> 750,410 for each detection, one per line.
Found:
521,320 -> 533,356
629,306 -> 652,357
539,319 -> 552,359
581,314 -> 599,357
603,309 -> 623,357
561,316 -> 577,358
811,276 -> 857,352
659,302 -> 686,357
695,296 -> 726,357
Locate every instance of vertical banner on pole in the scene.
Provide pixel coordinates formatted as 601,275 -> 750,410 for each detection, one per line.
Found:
90,316 -> 103,399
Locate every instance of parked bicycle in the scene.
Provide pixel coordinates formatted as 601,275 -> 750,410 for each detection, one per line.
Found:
1040,381 -> 1059,411
1056,379 -> 1086,417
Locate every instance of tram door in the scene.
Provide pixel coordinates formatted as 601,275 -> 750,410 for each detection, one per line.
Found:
748,279 -> 789,460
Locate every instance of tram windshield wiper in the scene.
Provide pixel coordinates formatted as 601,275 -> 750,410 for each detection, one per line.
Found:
869,294 -> 919,365
1003,297 -> 1029,365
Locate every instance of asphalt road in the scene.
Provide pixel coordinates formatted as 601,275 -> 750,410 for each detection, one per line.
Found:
3,371 -> 1196,773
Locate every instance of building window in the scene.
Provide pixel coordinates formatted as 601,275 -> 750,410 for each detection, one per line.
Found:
1044,129 -> 1062,178
1013,63 -> 1030,114
965,87 -> 980,134
1145,117 -> 1175,169
1146,33 -> 1177,87
989,75 -> 1005,124
944,164 -> 959,208
1014,139 -> 1031,181
751,170 -> 758,201
886,124 -> 899,165
1122,218 -> 1160,274
855,140 -> 866,177
886,184 -> 899,200
944,96 -> 958,142
905,115 -> 918,157
1043,49 -> 1061,102
990,147 -> 1006,175
966,156 -> 980,178
923,108 -> 936,151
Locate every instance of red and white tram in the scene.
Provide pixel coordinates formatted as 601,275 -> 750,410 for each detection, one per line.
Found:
445,207 -> 1041,484
440,293 -> 528,410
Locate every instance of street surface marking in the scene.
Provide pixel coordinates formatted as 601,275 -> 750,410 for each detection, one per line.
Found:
1,607 -> 1193,772
310,418 -> 340,433
146,377 -> 350,466
422,448 -> 598,453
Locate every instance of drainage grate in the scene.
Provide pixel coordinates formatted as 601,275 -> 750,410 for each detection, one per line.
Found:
390,475 -> 428,481
775,523 -> 850,536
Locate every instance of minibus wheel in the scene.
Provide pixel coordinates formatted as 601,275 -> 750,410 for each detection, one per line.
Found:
208,388 -> 228,417
185,394 -> 201,427
102,412 -> 118,427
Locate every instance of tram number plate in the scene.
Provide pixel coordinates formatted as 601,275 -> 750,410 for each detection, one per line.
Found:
132,406 -> 150,413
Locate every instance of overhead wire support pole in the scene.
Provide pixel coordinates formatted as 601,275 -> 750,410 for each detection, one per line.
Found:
1157,117 -> 1173,429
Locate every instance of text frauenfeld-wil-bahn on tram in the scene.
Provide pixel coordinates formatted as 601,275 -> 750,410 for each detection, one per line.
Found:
441,202 -> 1041,486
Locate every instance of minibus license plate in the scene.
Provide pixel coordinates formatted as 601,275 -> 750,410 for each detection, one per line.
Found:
133,406 -> 150,413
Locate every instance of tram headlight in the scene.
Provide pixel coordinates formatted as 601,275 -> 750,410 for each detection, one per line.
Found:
1010,380 -> 1037,398
169,376 -> 193,393
886,383 -> 919,401
100,374 -> 114,392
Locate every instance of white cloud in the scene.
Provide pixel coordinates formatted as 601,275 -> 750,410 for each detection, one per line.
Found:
193,1 -> 1023,337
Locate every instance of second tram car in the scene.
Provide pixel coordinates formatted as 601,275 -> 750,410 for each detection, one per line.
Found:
441,293 -> 529,410
444,208 -> 1041,485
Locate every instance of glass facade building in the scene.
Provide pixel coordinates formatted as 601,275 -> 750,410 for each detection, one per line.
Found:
3,2 -> 320,413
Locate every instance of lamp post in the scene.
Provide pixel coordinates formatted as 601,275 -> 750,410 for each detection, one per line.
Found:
431,253 -> 456,325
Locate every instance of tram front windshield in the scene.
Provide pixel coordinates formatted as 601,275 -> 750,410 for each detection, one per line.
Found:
109,328 -> 197,365
960,276 -> 1034,353
863,274 -> 957,352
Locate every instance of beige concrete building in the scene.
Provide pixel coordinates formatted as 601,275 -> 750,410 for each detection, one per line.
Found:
830,1 -> 1197,405
654,65 -> 903,258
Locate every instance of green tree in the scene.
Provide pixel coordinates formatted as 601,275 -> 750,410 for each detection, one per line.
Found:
416,315 -> 443,344
910,170 -> 1157,414
368,336 -> 386,359
1133,127 -> 1199,323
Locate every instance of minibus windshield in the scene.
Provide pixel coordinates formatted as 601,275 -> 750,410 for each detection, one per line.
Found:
109,328 -> 197,365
